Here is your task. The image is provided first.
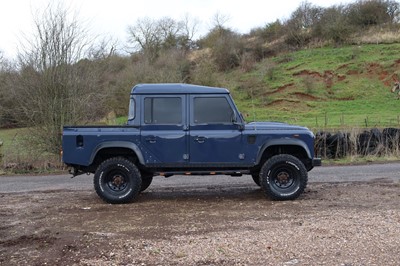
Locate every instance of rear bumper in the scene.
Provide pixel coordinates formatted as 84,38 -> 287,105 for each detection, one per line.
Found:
313,158 -> 322,167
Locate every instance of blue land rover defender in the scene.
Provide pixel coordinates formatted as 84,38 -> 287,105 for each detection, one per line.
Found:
62,83 -> 321,204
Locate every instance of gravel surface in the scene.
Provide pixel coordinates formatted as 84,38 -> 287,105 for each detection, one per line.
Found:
0,164 -> 400,265
1,162 -> 400,193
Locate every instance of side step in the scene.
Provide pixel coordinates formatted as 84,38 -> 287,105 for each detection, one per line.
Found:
155,170 -> 251,178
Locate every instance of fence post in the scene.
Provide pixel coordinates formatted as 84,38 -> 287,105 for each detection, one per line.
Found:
324,112 -> 328,127
0,140 -> 3,164
340,113 -> 344,126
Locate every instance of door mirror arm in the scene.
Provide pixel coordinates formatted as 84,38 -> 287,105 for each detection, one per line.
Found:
232,112 -> 245,131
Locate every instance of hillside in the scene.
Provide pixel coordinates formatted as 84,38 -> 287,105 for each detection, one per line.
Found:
223,43 -> 400,130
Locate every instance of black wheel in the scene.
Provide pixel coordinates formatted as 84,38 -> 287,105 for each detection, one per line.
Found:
260,154 -> 308,200
251,173 -> 261,186
140,174 -> 153,192
94,157 -> 142,204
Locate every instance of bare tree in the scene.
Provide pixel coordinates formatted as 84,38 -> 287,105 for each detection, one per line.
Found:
127,16 -> 198,62
180,14 -> 199,50
291,1 -> 322,30
285,1 -> 322,47
127,17 -> 162,62
158,17 -> 182,50
88,37 -> 118,60
211,12 -> 231,32
0,52 -> 19,128
15,3 -> 104,154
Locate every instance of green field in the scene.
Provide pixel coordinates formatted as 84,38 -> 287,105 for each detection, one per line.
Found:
0,128 -> 24,151
0,128 -> 26,173
0,128 -> 63,173
226,43 -> 400,130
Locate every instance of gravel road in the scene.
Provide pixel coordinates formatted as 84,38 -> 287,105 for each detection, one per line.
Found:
1,162 -> 400,193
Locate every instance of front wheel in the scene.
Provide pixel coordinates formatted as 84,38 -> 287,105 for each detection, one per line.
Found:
260,154 -> 308,200
94,157 -> 142,204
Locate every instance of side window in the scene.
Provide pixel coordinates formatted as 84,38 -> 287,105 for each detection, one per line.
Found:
128,98 -> 136,120
194,97 -> 233,124
144,97 -> 182,124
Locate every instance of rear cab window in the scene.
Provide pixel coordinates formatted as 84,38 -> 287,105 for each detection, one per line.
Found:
144,97 -> 182,124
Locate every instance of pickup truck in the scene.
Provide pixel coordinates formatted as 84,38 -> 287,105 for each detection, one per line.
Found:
62,83 -> 321,204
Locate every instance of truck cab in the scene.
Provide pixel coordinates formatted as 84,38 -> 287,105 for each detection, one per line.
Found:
128,84 -> 246,167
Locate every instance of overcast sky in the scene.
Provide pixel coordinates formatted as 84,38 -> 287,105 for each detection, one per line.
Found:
0,0 -> 355,59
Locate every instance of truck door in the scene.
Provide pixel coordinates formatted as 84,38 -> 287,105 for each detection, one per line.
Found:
140,95 -> 188,165
189,95 -> 244,165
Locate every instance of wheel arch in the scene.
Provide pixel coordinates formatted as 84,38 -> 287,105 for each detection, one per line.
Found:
89,141 -> 145,168
256,139 -> 312,169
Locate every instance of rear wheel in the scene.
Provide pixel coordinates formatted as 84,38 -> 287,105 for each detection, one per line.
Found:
94,157 -> 142,204
260,154 -> 307,200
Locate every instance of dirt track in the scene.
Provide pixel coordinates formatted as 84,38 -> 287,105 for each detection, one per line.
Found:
1,166 -> 400,265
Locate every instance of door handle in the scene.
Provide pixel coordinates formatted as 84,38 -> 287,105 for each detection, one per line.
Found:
145,137 -> 156,144
195,137 -> 205,143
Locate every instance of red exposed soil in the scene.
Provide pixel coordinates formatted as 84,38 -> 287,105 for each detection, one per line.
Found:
379,71 -> 389,80
293,69 -> 338,88
363,62 -> 399,87
267,99 -> 299,105
291,92 -> 320,101
346,70 -> 359,75
264,83 -> 295,95
272,59 -> 399,100
337,64 -> 349,70
295,60 -> 398,91
386,75 -> 400,87
293,70 -> 323,78
286,63 -> 304,71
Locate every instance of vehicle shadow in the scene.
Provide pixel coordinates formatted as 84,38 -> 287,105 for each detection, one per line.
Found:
138,184 -> 266,202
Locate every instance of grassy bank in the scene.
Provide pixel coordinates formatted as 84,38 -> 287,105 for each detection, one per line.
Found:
227,43 -> 400,129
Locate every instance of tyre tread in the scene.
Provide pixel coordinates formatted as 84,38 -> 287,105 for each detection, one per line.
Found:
260,154 -> 308,200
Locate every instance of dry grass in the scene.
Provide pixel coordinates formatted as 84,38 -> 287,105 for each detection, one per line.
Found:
316,127 -> 400,162
351,27 -> 400,44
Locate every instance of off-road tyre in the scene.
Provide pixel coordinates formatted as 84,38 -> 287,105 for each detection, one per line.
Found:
94,157 -> 142,204
140,174 -> 153,192
260,154 -> 308,200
